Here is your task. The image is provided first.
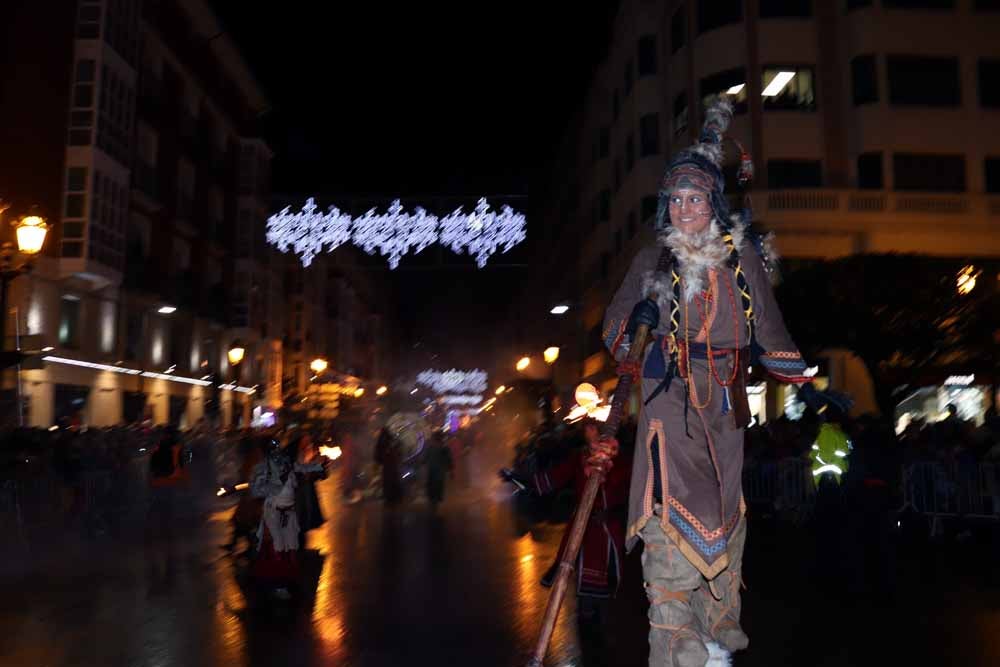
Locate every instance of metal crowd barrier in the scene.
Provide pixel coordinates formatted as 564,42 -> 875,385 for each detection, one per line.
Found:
742,458 -> 815,513
902,462 -> 1000,520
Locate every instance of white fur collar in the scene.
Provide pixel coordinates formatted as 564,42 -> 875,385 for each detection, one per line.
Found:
652,217 -> 745,301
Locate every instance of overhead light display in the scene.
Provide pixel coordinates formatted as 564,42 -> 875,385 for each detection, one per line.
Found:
416,369 -> 488,395
266,197 -> 526,269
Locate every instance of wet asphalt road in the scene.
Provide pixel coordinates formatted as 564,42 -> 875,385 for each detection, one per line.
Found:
2,440 -> 1000,667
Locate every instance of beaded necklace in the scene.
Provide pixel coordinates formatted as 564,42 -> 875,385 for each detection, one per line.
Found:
682,271 -> 743,409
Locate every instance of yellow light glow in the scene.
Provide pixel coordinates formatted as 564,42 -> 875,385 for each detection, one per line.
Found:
516,356 -> 531,371
543,347 -> 560,364
216,487 -> 227,497
234,482 -> 249,491
319,445 -> 343,460
520,554 -> 534,563
957,265 -> 981,295
495,385 -> 506,395
15,215 -> 48,255
575,382 -> 600,408
353,387 -> 365,398
310,358 -> 329,374
227,344 -> 245,366
376,385 -> 388,396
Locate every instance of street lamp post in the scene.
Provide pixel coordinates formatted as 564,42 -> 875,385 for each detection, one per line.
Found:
0,209 -> 49,347
227,339 -> 245,427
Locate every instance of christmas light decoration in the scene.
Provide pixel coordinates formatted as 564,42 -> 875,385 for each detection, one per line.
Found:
438,198 -> 527,268
266,198 -> 526,269
417,369 -> 488,395
439,394 -> 484,406
352,201 -> 438,270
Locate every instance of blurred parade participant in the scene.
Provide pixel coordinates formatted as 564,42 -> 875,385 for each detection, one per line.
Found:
426,430 -> 454,508
533,419 -> 632,625
375,426 -> 403,504
249,437 -> 323,599
593,96 -> 842,666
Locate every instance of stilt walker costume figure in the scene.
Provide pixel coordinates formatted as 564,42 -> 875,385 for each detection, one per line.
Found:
589,96 -> 829,667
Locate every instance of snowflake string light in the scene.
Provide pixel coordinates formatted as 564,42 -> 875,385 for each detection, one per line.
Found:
266,198 -> 351,267
266,197 -> 526,269
417,369 -> 488,395
439,198 -> 527,268
352,201 -> 439,270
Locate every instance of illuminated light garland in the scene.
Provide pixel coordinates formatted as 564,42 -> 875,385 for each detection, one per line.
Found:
438,198 -> 527,269
439,394 -> 484,406
266,198 -> 526,269
417,369 -> 488,395
352,200 -> 439,270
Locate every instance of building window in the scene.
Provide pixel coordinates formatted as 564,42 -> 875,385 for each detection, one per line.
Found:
673,93 -> 689,138
851,55 -> 878,105
768,160 -> 823,188
984,158 -> 1000,193
640,114 -> 660,157
599,190 -> 611,222
612,89 -> 621,121
978,60 -> 1000,107
641,195 -> 658,223
624,60 -> 634,95
76,0 -> 101,39
760,0 -> 813,17
698,0 -> 743,33
59,296 -> 81,349
700,68 -> 748,114
671,7 -> 687,54
761,66 -> 817,110
887,56 -> 960,106
625,134 -> 635,172
68,59 -> 96,146
893,154 -> 965,192
638,35 -> 657,77
857,153 -> 883,189
597,126 -> 610,160
883,0 -> 954,8
63,166 -> 87,258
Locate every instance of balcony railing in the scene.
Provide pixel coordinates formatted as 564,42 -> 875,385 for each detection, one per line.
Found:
752,189 -> 1000,221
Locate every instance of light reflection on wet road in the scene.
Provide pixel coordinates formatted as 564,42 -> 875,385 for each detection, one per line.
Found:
2,439 -> 1000,666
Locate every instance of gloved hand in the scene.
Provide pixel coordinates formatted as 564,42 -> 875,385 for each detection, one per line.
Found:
626,298 -> 660,337
797,383 -> 854,418
585,436 -> 619,478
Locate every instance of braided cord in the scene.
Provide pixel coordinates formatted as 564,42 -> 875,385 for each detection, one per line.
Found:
722,234 -> 754,342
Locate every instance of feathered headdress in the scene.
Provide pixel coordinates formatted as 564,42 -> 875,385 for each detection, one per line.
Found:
654,96 -> 754,232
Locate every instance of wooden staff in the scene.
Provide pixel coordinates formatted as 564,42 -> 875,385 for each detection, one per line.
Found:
526,252 -> 669,667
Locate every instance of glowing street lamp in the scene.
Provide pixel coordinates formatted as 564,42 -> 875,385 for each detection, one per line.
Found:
495,385 -> 506,395
354,387 -> 365,398
376,385 -> 388,396
516,356 -> 531,372
227,340 -> 246,367
544,347 -> 560,364
0,208 -> 50,380
310,357 -> 329,375
14,214 -> 49,256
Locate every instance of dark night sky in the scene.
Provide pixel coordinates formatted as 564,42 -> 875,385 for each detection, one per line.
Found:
213,1 -> 619,373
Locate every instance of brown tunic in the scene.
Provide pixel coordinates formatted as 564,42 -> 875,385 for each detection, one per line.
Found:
603,240 -> 808,579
